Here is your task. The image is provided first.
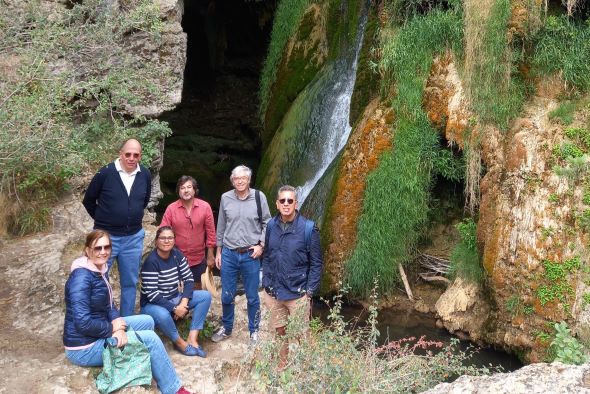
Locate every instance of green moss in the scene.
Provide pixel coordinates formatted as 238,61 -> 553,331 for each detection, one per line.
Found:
259,0 -> 312,128
349,3 -> 380,127
263,40 -> 322,146
326,0 -> 363,61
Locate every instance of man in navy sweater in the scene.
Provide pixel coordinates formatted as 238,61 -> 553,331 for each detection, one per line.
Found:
83,139 -> 152,316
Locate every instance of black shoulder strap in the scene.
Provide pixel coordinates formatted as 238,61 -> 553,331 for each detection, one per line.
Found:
255,189 -> 262,225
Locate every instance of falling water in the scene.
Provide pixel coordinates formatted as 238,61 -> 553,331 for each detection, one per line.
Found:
296,4 -> 369,204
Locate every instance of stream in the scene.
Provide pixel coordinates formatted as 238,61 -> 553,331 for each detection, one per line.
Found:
312,301 -> 523,372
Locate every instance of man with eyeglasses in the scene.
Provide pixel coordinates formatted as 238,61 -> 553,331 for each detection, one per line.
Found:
82,138 -> 152,316
212,165 -> 271,347
160,175 -> 216,289
261,185 -> 323,369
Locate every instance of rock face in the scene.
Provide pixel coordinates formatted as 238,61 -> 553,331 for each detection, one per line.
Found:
434,277 -> 490,343
424,362 -> 590,394
424,54 -> 590,361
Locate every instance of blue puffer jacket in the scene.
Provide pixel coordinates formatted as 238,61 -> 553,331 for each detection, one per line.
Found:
262,213 -> 323,301
63,257 -> 120,348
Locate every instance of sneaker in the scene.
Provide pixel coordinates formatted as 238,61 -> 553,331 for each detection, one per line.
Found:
179,344 -> 206,358
176,387 -> 194,394
211,327 -> 231,343
249,331 -> 260,348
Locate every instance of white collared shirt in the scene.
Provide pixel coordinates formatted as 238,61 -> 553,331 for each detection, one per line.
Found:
114,158 -> 141,196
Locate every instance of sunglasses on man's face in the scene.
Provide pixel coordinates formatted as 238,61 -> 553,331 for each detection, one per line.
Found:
278,198 -> 295,205
124,152 -> 140,158
93,245 -> 112,252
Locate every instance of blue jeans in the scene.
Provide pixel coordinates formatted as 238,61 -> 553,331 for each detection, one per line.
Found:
141,290 -> 212,342
65,315 -> 181,394
220,247 -> 261,334
108,228 -> 145,316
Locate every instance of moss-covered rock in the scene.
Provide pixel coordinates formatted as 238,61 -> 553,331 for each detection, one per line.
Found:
262,3 -> 327,146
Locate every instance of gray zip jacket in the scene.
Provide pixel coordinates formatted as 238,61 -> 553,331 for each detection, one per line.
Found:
216,188 -> 271,249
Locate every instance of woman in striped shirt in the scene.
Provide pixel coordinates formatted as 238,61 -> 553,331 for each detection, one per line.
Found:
140,226 -> 212,357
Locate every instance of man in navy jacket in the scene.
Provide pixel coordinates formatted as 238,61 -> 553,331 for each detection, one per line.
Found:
83,139 -> 151,316
261,185 -> 323,368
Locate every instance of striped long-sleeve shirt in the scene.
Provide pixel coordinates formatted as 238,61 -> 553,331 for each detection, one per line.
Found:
140,248 -> 194,312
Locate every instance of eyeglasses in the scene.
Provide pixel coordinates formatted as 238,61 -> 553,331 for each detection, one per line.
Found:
278,198 -> 295,205
93,244 -> 112,252
158,236 -> 175,241
124,152 -> 140,158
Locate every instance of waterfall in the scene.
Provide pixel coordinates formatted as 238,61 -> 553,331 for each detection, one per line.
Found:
296,5 -> 369,205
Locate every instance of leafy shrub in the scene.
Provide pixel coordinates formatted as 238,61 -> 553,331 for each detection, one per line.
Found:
550,321 -> 587,365
249,288 -> 498,393
0,0 -> 172,234
448,218 -> 484,283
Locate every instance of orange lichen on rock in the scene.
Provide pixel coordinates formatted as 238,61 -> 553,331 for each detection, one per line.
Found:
322,98 -> 394,291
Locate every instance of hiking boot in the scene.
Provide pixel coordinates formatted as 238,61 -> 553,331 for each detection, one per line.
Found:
249,331 -> 260,348
211,327 -> 231,343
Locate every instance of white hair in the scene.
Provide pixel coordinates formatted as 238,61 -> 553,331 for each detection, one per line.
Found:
230,165 -> 252,182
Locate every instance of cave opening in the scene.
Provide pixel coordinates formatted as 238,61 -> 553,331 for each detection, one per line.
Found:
158,0 -> 276,217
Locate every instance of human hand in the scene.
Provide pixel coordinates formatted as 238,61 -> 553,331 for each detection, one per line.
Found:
174,304 -> 189,319
215,253 -> 222,269
112,330 -> 128,348
111,317 -> 127,333
207,254 -> 215,268
249,244 -> 263,259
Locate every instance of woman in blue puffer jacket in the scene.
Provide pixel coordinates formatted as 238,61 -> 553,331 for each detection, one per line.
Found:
63,230 -> 193,394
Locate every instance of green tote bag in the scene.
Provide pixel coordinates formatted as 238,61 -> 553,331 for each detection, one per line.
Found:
95,329 -> 153,394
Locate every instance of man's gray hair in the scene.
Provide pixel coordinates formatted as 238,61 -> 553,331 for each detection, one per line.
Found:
230,165 -> 252,182
277,185 -> 298,200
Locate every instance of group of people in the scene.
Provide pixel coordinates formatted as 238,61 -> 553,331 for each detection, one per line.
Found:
62,139 -> 324,393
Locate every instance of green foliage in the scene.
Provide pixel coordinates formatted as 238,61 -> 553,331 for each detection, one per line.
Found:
550,321 -> 587,365
345,6 -> 463,296
258,0 -> 311,124
549,101 -> 576,125
448,218 -> 484,283
523,305 -> 534,315
582,293 -> 590,308
553,142 -> 585,160
536,258 -> 579,307
533,15 -> 590,93
548,193 -> 560,203
433,147 -> 465,182
0,0 -> 172,234
576,209 -> 590,232
250,288 -> 498,392
466,0 -> 525,129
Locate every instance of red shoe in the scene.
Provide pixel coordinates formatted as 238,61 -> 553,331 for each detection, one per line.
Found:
176,387 -> 195,394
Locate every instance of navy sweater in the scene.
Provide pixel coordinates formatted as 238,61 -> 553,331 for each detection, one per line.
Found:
140,248 -> 194,312
83,162 -> 151,236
